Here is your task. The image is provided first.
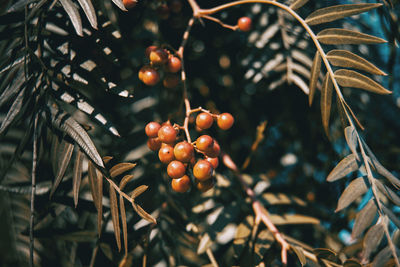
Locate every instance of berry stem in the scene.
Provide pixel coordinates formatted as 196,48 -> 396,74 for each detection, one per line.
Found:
201,15 -> 238,31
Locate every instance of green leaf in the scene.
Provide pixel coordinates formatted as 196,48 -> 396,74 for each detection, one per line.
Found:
326,50 -> 387,76
73,149 -> 83,208
289,0 -> 309,10
59,0 -> 83,36
327,154 -> 359,182
336,177 -> 368,212
352,199 -> 377,238
334,69 -> 391,95
77,0 -> 97,29
317,28 -> 387,45
305,4 -> 382,25
309,51 -> 321,107
109,186 -> 121,251
320,73 -> 333,137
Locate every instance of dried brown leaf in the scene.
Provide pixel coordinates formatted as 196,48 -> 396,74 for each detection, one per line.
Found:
73,149 -> 83,207
132,203 -> 156,224
309,51 -> 321,106
372,246 -> 392,267
327,154 -> 359,182
289,0 -> 309,10
363,221 -> 384,260
336,177 -> 369,212
344,126 -> 359,161
343,259 -> 362,267
197,233 -> 212,254
110,163 -> 136,178
352,199 -> 377,238
131,185 -> 148,199
317,28 -> 387,45
335,69 -> 391,95
375,180 -> 400,206
119,195 -> 128,255
291,245 -> 307,266
381,204 -> 400,230
269,214 -> 320,225
119,175 -> 134,191
50,140 -> 74,198
321,73 -> 333,137
88,161 -> 103,236
109,186 -> 121,251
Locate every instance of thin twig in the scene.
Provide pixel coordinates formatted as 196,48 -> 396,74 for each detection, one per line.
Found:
202,15 -> 238,31
30,114 -> 39,267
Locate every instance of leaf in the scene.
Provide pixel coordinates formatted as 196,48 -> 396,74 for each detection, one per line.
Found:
76,0 -> 97,29
320,73 -> 333,137
119,175 -> 134,190
119,195 -> 128,255
109,186 -> 121,251
289,0 -> 309,10
132,202 -> 156,224
375,179 -> 400,206
317,28 -> 387,45
336,177 -> 369,212
309,51 -> 321,106
269,214 -> 320,225
381,204 -> 400,230
326,50 -> 387,76
73,149 -> 83,207
49,139 -> 74,198
352,199 -> 377,238
313,248 -> 338,262
344,126 -> 359,161
327,154 -> 359,182
372,246 -> 392,267
111,0 -> 128,11
334,69 -> 391,95
131,185 -> 148,199
0,86 -> 26,135
305,4 -> 382,26
59,0 -> 83,36
0,69 -> 25,108
363,221 -> 384,260
291,245 -> 307,266
110,163 -> 136,178
197,233 -> 212,254
49,106 -> 104,168
343,259 -> 362,267
88,161 -> 103,236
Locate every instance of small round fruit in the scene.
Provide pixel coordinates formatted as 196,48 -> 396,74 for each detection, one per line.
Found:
145,46 -> 158,59
167,160 -> 186,179
158,144 -> 175,164
237,17 -> 252,32
174,141 -> 194,162
217,113 -> 234,130
196,178 -> 214,192
141,68 -> 160,86
163,74 -> 180,88
167,56 -> 182,73
158,125 -> 177,144
205,157 -> 219,169
147,138 -> 161,151
196,135 -> 214,152
123,0 -> 137,9
205,140 -> 220,158
193,159 -> 213,182
145,122 -> 161,138
171,175 -> 191,193
150,48 -> 168,65
196,112 -> 213,130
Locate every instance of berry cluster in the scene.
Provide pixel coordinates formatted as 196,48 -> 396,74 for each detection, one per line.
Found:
145,111 -> 234,193
139,46 -> 182,88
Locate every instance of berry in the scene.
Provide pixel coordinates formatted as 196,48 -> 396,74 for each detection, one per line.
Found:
217,113 -> 234,130
158,125 -> 177,144
237,17 -> 252,32
145,122 -> 161,138
196,178 -> 214,192
167,160 -> 186,179
167,56 -> 182,73
163,74 -> 180,88
196,112 -> 213,130
150,48 -> 168,65
145,46 -> 158,59
171,175 -> 191,193
147,138 -> 161,151
174,141 -> 194,162
123,0 -> 137,9
141,67 -> 160,86
205,157 -> 219,169
196,135 -> 214,152
158,144 -> 175,164
205,140 -> 220,158
193,159 -> 213,181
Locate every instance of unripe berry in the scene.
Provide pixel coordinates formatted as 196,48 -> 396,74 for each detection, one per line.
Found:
205,157 -> 219,169
196,112 -> 213,130
205,140 -> 220,158
158,144 -> 175,164
196,178 -> 214,192
167,56 -> 182,73
196,135 -> 214,152
237,17 -> 252,32
193,159 -> 213,182
171,175 -> 191,193
147,138 -> 161,151
158,125 -> 177,144
145,122 -> 161,138
145,46 -> 158,59
163,74 -> 180,88
123,0 -> 137,9
150,49 -> 168,65
141,67 -> 160,86
174,141 -> 194,163
167,160 -> 186,179
217,113 -> 234,130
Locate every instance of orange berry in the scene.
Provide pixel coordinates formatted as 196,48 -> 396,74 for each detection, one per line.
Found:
205,157 -> 219,169
149,48 -> 168,65
141,67 -> 160,86
196,135 -> 214,152
145,121 -> 161,138
158,144 -> 175,164
196,178 -> 214,192
167,56 -> 182,73
163,74 -> 180,88
145,46 -> 158,59
171,175 -> 191,193
237,17 -> 252,32
196,112 -> 213,130
193,159 -> 213,182
158,125 -> 177,144
205,140 -> 220,158
217,113 -> 234,130
123,0 -> 137,9
167,160 -> 186,179
174,141 -> 194,162
147,138 -> 161,151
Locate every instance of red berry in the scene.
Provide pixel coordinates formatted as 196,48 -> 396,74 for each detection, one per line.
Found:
167,56 -> 182,73
141,67 -> 160,86
158,125 -> 177,144
217,113 -> 234,130
163,74 -> 180,88
123,0 -> 137,9
238,17 -> 252,32
171,175 -> 191,193
205,140 -> 220,158
205,157 -> 219,169
193,159 -> 213,182
147,138 -> 161,151
196,178 -> 214,192
167,160 -> 186,179
158,144 -> 175,164
174,141 -> 194,162
145,46 -> 158,59
196,135 -> 214,152
196,112 -> 213,130
150,48 -> 168,65
145,122 -> 161,138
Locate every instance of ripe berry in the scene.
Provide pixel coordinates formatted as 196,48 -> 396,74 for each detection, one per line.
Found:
123,0 -> 137,9
237,17 -> 252,32
174,141 -> 194,162
145,46 -> 158,59
145,122 -> 161,138
147,138 -> 161,151
205,140 -> 220,158
196,135 -> 214,152
158,144 -> 175,164
158,125 -> 177,144
193,159 -> 213,182
171,175 -> 191,193
141,67 -> 160,86
196,112 -> 213,130
205,157 -> 219,169
150,48 -> 168,65
196,178 -> 214,192
167,160 -> 186,179
167,56 -> 182,73
217,113 -> 234,130
163,74 -> 180,88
